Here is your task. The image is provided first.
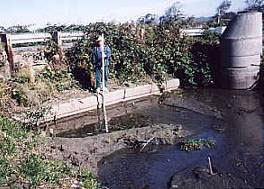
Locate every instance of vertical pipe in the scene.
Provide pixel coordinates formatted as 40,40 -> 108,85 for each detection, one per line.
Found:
101,34 -> 109,133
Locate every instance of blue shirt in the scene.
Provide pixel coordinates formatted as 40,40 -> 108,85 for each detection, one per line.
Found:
92,45 -> 111,68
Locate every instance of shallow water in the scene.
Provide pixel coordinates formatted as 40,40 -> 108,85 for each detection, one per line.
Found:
96,89 -> 264,189
56,92 -> 215,138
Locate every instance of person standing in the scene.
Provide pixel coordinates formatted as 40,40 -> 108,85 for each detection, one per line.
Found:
92,36 -> 111,93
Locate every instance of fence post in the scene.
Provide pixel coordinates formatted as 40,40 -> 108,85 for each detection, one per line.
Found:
0,33 -> 14,73
52,31 -> 62,47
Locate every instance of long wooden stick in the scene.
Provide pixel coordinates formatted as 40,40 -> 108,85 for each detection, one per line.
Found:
101,34 -> 109,133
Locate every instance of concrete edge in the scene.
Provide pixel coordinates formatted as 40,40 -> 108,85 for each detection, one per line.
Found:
15,78 -> 180,123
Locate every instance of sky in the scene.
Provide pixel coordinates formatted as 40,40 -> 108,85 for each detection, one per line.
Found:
0,0 -> 245,27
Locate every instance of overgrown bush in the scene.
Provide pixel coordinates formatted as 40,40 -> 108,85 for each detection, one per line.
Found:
67,23 -> 148,88
5,66 -> 79,108
67,22 -> 220,88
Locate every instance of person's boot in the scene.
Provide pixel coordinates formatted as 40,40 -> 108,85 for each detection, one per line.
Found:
96,88 -> 101,93
104,88 -> 109,93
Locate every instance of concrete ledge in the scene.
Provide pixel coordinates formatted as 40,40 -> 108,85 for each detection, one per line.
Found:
24,78 -> 180,123
166,79 -> 180,91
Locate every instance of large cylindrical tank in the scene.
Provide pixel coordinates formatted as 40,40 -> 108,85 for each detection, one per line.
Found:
219,11 -> 262,89
218,66 -> 259,89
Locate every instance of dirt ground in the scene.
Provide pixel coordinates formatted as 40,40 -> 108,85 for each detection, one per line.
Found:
41,123 -> 189,174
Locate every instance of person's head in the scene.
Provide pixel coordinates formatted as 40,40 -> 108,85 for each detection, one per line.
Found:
96,36 -> 104,47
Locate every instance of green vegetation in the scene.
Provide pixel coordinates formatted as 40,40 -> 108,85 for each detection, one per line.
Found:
0,19 -> 221,110
20,154 -> 71,187
179,138 -> 216,152
0,82 -> 10,108
0,116 -> 99,188
80,170 -> 100,189
1,66 -> 79,108
67,22 -> 220,88
39,68 -> 78,92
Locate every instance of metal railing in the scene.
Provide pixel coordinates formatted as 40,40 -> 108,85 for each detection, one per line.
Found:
1,27 -> 226,47
0,27 -> 226,72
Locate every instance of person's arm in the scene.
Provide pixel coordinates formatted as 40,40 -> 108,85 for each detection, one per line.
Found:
105,46 -> 111,59
105,46 -> 111,65
92,47 -> 96,65
105,46 -> 111,66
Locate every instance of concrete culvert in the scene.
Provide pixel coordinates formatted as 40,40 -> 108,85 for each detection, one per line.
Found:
221,54 -> 261,68
221,11 -> 262,58
219,66 -> 260,89
220,11 -> 262,89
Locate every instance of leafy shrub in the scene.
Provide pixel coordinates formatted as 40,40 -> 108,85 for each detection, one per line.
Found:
39,67 -> 78,92
67,23 -> 148,88
67,22 -> 219,88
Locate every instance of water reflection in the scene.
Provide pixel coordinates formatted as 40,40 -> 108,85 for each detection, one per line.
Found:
98,89 -> 264,188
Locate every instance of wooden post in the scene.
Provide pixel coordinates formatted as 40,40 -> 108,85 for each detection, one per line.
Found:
52,31 -> 62,47
0,33 -> 14,73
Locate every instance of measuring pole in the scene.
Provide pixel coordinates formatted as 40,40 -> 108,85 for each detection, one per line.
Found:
101,34 -> 109,133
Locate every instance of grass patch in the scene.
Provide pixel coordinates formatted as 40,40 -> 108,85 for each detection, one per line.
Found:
1,67 -> 80,108
179,138 -> 216,152
80,170 -> 100,189
20,154 -> 71,187
0,116 -> 100,188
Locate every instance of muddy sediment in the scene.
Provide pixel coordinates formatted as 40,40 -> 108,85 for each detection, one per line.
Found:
45,123 -> 187,174
169,166 -> 251,189
42,89 -> 264,189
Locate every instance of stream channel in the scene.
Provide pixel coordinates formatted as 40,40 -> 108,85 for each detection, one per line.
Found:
52,89 -> 264,189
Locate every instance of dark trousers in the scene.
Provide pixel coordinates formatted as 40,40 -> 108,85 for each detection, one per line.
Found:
95,66 -> 109,89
